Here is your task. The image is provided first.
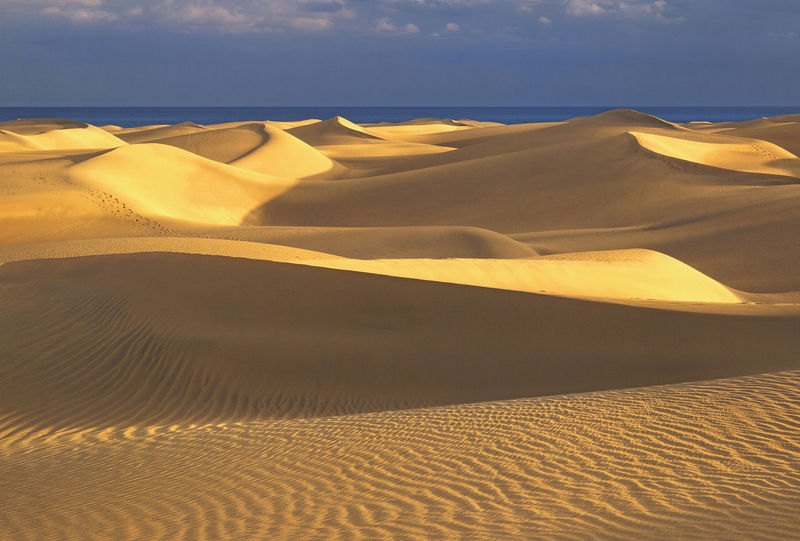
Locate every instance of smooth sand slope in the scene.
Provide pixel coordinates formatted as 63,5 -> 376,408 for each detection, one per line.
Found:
1,111 -> 800,539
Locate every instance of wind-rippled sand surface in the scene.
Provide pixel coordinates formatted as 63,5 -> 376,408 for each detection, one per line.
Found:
2,110 -> 800,539
3,372 -> 800,540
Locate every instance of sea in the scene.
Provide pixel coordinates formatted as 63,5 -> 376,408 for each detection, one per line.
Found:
1,106 -> 799,128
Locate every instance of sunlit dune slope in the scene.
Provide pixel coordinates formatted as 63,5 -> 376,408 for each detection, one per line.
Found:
68,143 -> 295,225
299,249 -> 742,303
363,118 -> 475,139
715,119 -> 800,156
0,151 -> 155,245
631,130 -> 800,177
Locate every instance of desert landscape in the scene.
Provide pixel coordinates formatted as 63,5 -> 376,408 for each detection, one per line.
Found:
1,110 -> 800,539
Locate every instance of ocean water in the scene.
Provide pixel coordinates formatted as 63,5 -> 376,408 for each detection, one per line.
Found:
1,106 -> 799,128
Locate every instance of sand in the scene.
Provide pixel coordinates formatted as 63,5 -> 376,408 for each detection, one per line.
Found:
1,110 -> 800,539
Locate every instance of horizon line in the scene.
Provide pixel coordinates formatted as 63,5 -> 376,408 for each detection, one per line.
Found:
3,104 -> 800,109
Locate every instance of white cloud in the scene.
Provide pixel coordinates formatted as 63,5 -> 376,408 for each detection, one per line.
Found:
445,22 -> 460,32
375,17 -> 420,35
562,0 -> 680,22
565,0 -> 606,17
539,16 -> 551,23
376,17 -> 396,31
69,8 -> 118,21
619,0 -> 662,17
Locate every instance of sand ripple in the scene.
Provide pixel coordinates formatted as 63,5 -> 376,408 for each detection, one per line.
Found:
2,371 -> 800,539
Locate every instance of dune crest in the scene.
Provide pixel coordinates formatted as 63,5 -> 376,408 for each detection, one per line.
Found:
287,115 -> 385,146
298,249 -> 742,303
115,121 -> 208,144
148,122 -> 344,179
572,108 -> 684,130
631,130 -> 800,178
0,121 -> 126,152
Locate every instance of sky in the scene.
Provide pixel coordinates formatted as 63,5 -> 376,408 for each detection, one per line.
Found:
0,0 -> 798,106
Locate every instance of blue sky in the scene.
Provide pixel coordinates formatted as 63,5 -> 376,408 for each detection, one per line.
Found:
0,0 -> 798,105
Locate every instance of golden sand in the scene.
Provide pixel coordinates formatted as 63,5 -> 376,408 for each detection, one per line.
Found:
1,110 -> 800,539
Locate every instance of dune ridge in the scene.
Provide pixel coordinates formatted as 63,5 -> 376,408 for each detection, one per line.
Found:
630,130 -> 800,178
2,109 -> 800,539
134,122 -> 344,179
0,120 -> 127,152
287,115 -> 384,146
298,249 -> 743,303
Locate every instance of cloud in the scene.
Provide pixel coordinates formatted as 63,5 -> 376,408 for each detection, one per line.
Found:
565,0 -> 607,16
617,0 -> 680,21
375,17 -> 421,35
165,4 -> 249,26
41,5 -> 119,23
5,0 -> 355,33
0,0 -> 685,35
562,0 -> 681,22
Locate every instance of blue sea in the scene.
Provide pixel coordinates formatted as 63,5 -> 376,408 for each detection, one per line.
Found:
1,106 -> 799,128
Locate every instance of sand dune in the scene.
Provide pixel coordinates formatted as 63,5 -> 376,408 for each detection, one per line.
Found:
716,120 -> 800,157
0,119 -> 126,152
299,249 -> 743,303
285,116 -> 455,164
190,224 -> 540,259
68,143 -> 294,225
243,131 -> 795,231
363,118 -> 475,139
2,252 -> 798,427
287,115 -> 384,146
115,121 -> 208,144
0,236 -> 339,265
631,130 -> 800,178
2,109 -> 800,539
149,122 -> 344,178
